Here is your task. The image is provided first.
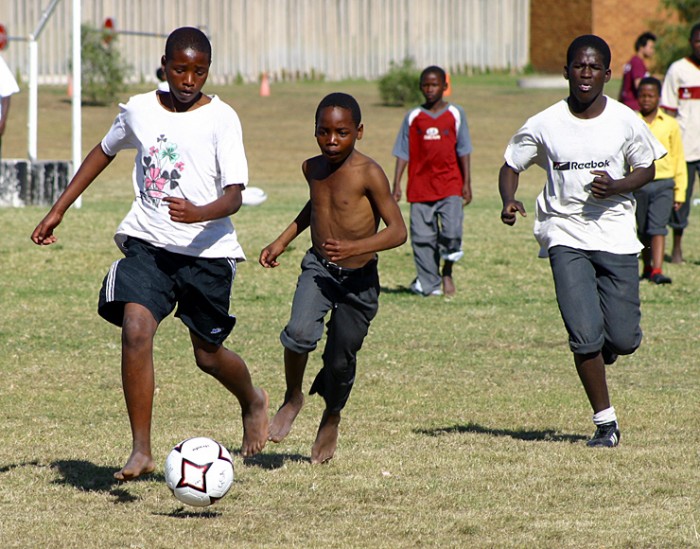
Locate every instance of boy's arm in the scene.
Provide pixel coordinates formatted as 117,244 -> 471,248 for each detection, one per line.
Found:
392,157 -> 408,202
460,153 -> 472,205
671,124 -> 688,204
31,144 -> 115,245
498,162 -> 527,226
259,201 -> 312,268
163,183 -> 243,223
322,166 -> 407,262
589,165 -> 655,198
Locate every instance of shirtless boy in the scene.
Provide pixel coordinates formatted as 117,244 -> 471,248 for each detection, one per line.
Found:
259,92 -> 407,463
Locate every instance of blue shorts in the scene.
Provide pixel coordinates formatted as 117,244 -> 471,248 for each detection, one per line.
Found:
548,246 -> 642,356
98,237 -> 237,345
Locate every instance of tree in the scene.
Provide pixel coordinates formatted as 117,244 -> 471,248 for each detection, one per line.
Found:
78,23 -> 130,105
653,0 -> 700,73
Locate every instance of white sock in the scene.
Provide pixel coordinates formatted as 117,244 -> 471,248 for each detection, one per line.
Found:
592,406 -> 617,426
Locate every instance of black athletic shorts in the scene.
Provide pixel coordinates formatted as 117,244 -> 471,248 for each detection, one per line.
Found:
98,237 -> 237,345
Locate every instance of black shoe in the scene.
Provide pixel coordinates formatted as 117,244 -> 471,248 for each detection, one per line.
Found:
640,270 -> 651,280
586,421 -> 620,447
650,272 -> 672,284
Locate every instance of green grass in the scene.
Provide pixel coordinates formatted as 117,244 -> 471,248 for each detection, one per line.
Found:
1,76 -> 699,548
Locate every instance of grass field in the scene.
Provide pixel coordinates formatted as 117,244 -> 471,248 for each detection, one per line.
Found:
1,74 -> 699,548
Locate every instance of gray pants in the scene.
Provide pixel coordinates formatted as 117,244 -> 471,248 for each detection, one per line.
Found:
548,245 -> 642,356
280,249 -> 380,413
669,160 -> 700,231
410,195 -> 464,294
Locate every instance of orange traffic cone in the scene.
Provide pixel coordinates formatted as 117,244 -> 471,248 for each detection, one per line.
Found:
67,74 -> 73,98
444,72 -> 452,97
260,73 -> 270,97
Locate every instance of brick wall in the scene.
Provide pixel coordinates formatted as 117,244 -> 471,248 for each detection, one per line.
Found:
593,0 -> 665,77
530,0 -> 664,74
530,0 -> 592,73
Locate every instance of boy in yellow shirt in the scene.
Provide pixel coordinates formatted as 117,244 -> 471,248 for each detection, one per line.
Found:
635,76 -> 687,284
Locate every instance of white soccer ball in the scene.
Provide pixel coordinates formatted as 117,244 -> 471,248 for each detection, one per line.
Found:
164,437 -> 234,507
241,186 -> 268,206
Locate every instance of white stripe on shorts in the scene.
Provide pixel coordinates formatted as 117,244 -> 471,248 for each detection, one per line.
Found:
105,259 -> 121,303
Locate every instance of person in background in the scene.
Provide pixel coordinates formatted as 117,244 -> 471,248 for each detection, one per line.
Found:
661,23 -> 700,264
0,54 -> 20,161
618,31 -> 656,111
635,76 -> 686,284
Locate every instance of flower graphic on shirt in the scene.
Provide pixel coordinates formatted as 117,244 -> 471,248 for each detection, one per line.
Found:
140,134 -> 185,207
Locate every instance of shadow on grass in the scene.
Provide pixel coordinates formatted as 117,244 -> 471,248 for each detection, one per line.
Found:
51,459 -> 165,503
0,460 -> 40,473
415,422 -> 587,443
155,507 -> 223,519
380,285 -> 417,295
238,451 -> 309,469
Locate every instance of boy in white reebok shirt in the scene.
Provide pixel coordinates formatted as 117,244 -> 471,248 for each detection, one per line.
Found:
498,35 -> 665,447
31,27 -> 269,479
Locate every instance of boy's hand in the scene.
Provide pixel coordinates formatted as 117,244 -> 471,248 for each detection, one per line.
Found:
462,184 -> 472,206
322,239 -> 357,262
259,242 -> 285,268
31,211 -> 64,245
590,170 -> 620,199
500,200 -> 526,226
163,197 -> 202,223
674,201 -> 683,211
392,185 -> 402,202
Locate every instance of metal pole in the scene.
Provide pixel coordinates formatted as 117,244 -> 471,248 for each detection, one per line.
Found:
72,0 -> 82,208
28,0 -> 62,163
28,39 -> 37,162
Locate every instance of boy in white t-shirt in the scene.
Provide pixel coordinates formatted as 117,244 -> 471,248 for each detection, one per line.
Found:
499,35 -> 665,447
660,22 -> 700,264
31,27 -> 269,479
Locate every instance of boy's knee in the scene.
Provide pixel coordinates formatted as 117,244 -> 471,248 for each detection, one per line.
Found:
122,313 -> 156,348
606,331 -> 642,356
280,326 -> 318,354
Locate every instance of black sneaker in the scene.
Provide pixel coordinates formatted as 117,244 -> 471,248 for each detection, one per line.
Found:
586,421 -> 620,447
650,272 -> 672,285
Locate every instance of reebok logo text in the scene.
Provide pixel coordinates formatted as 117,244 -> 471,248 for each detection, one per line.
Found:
554,159 -> 611,171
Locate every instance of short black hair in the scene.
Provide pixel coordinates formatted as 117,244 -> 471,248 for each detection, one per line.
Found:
164,27 -> 211,63
314,93 -> 362,127
567,35 -> 611,69
635,31 -> 656,51
690,22 -> 700,40
639,76 -> 661,94
420,65 -> 446,83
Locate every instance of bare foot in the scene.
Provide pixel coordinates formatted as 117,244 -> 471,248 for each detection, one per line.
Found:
671,251 -> 684,264
268,391 -> 304,443
311,411 -> 340,464
114,450 -> 155,481
241,388 -> 269,457
442,275 -> 456,296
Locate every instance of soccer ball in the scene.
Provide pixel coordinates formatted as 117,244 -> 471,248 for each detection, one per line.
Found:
164,437 -> 234,507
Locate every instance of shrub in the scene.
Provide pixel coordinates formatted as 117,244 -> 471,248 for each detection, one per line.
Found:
378,58 -> 422,107
652,0 -> 700,73
78,23 -> 130,105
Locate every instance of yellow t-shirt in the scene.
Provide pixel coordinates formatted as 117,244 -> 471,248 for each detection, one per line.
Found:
640,110 -> 688,203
